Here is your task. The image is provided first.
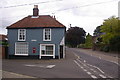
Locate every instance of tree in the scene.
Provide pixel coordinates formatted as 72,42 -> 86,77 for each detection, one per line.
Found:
93,25 -> 102,36
65,27 -> 86,47
100,16 -> 120,44
84,33 -> 93,48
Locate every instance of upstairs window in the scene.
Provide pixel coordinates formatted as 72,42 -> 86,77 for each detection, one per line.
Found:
18,29 -> 26,41
43,28 -> 51,41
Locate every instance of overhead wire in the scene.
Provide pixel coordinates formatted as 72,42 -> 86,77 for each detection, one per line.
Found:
1,0 -> 119,20
0,0 -> 62,8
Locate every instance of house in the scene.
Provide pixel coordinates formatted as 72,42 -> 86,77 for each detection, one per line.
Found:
6,5 -> 66,59
0,34 -> 8,59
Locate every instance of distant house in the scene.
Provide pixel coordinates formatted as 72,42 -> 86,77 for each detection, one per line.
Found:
6,5 -> 66,59
0,34 -> 8,59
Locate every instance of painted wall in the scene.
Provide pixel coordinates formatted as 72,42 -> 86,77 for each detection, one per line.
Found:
7,28 -> 65,58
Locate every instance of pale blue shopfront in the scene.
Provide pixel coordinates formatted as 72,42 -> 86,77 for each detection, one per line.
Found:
7,27 -> 65,59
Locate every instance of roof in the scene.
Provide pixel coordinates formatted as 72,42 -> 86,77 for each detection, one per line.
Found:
7,15 -> 65,29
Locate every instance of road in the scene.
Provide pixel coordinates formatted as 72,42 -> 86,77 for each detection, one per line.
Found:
2,48 -> 120,79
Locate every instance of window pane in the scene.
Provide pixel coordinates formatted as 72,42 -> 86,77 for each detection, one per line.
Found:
41,50 -> 45,55
41,45 -> 54,55
46,45 -> 53,55
46,46 -> 53,50
46,51 -> 53,55
44,29 -> 51,40
16,42 -> 28,55
18,29 -> 26,41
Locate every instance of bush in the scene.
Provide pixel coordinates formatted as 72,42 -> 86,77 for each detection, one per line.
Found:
102,45 -> 109,52
109,36 -> 120,52
77,44 -> 92,49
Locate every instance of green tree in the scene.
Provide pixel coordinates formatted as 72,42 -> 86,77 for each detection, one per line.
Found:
65,27 -> 86,47
93,25 -> 102,36
100,16 -> 120,44
84,33 -> 93,48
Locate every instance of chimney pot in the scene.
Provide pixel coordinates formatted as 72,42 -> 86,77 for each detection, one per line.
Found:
34,5 -> 38,8
33,5 -> 39,16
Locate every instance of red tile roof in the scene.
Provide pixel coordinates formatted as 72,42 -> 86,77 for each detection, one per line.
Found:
7,15 -> 65,29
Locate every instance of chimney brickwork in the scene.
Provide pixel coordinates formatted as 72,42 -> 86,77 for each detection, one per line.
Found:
33,5 -> 39,16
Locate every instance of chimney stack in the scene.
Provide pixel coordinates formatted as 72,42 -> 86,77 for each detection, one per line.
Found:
33,5 -> 39,16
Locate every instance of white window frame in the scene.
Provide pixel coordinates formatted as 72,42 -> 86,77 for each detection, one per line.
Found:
40,44 -> 55,59
15,42 -> 29,56
43,28 -> 51,41
18,29 -> 26,41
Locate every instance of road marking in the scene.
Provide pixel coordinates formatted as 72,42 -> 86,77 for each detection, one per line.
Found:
93,66 -> 105,74
83,69 -> 87,72
99,74 -> 106,78
46,65 -> 55,69
93,70 -> 96,72
74,53 -> 80,59
87,72 -> 91,75
74,60 -> 82,68
25,64 -> 55,68
84,60 -> 86,63
99,57 -> 101,59
25,65 -> 36,67
91,75 -> 97,78
81,67 -> 83,69
108,76 -> 113,78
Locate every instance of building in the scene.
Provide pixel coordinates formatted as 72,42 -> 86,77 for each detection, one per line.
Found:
0,34 -> 8,59
6,5 -> 66,59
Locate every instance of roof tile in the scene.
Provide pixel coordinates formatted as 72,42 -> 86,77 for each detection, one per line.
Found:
7,15 -> 65,29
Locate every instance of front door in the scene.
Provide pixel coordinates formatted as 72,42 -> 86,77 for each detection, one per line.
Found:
60,45 -> 63,58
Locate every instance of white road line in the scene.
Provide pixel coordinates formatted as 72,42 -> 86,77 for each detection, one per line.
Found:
25,65 -> 36,67
74,60 -> 82,68
93,70 -> 96,72
99,74 -> 106,78
99,57 -> 101,59
74,53 -> 80,59
81,67 -> 83,69
93,66 -> 105,74
87,72 -> 91,75
91,75 -> 97,78
46,65 -> 55,69
83,69 -> 87,72
84,60 -> 86,63
108,76 -> 113,78
77,59 -> 105,75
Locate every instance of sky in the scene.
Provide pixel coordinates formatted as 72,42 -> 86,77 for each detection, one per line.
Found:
0,0 -> 119,35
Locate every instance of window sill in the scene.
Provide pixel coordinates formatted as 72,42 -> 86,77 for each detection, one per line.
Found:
18,40 -> 26,42
43,40 -> 51,41
15,54 -> 28,56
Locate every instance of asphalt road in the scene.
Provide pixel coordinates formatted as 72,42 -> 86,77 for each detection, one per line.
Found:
68,48 -> 119,78
2,48 -> 120,79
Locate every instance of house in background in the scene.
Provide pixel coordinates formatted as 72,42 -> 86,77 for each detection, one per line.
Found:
6,5 -> 66,59
0,34 -> 8,59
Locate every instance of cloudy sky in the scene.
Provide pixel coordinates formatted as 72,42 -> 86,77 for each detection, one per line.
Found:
0,0 -> 119,35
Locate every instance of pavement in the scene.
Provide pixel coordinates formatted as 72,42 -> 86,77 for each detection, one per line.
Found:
2,70 -> 35,78
76,48 -> 120,64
